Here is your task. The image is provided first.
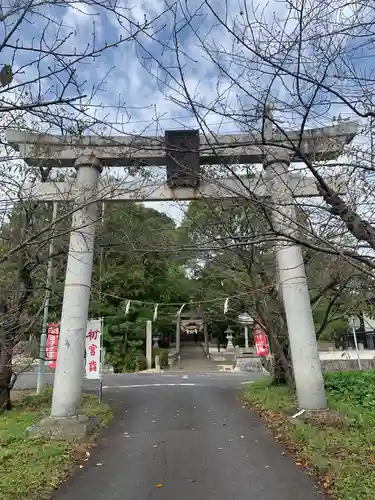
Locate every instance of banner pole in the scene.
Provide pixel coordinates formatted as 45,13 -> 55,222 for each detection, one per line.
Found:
99,317 -> 104,402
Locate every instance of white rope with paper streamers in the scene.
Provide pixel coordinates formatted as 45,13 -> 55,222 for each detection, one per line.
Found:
177,303 -> 186,317
224,297 -> 229,314
97,283 -> 278,319
153,303 -> 159,321
100,285 -> 277,309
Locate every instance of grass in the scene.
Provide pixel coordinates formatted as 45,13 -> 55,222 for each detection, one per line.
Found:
243,373 -> 375,500
0,389 -> 112,500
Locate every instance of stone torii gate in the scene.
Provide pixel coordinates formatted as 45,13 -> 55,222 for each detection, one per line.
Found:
6,121 -> 356,434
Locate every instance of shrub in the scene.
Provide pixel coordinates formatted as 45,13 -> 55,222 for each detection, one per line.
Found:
123,351 -> 147,372
107,349 -> 147,372
324,371 -> 375,408
106,351 -> 124,373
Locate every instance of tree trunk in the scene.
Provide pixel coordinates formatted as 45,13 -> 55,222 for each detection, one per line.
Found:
0,260 -> 33,411
259,302 -> 294,387
0,338 -> 13,411
267,326 -> 294,386
236,246 -> 294,386
0,204 -> 36,411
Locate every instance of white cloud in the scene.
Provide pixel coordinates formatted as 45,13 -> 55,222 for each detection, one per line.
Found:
2,0 -> 374,224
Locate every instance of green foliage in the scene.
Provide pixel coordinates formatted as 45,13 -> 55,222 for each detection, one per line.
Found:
324,371 -> 375,410
92,203 -> 188,306
0,199 -> 195,382
87,202 -> 192,362
106,349 -> 126,373
178,198 -> 280,337
107,336 -> 147,372
0,390 -> 111,500
244,374 -> 375,500
180,198 -> 373,347
122,351 -> 147,373
313,297 -> 348,341
19,388 -> 53,409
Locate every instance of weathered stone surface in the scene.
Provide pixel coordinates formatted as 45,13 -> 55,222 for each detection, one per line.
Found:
26,414 -> 99,439
321,358 -> 375,372
233,355 -> 269,373
210,352 -> 235,363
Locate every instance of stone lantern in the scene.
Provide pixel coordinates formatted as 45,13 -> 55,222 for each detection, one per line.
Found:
225,326 -> 234,351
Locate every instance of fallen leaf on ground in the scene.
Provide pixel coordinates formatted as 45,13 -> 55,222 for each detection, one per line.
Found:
155,484 -> 164,488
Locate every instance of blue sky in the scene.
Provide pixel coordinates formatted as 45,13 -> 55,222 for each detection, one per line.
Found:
2,0 -> 287,136
2,0 -> 371,135
1,0 -> 373,221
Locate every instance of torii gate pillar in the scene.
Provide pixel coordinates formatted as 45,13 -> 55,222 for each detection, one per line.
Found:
264,148 -> 327,410
51,155 -> 102,419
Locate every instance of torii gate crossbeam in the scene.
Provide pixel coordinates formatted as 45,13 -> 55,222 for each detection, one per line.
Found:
7,122 -> 356,167
22,172 -> 347,202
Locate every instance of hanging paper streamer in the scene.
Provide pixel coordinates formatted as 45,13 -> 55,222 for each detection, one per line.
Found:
101,202 -> 105,226
177,303 -> 186,317
125,300 -> 131,316
224,297 -> 229,314
153,303 -> 159,322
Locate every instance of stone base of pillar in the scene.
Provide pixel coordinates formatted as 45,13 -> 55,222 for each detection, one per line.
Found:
155,355 -> 161,373
26,414 -> 99,440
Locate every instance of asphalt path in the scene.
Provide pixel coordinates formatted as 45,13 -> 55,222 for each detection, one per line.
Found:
17,370 -> 327,500
13,371 -> 266,391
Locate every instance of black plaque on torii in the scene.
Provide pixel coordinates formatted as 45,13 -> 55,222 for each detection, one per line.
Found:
165,129 -> 200,188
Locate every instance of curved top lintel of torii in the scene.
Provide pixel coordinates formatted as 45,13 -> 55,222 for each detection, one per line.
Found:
5,121 -> 358,168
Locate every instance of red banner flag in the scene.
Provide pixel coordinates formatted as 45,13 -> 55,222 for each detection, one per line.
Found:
46,323 -> 60,369
253,321 -> 269,357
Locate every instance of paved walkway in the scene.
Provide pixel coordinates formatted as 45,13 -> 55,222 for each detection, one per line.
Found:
53,376 -> 325,500
178,343 -> 218,372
